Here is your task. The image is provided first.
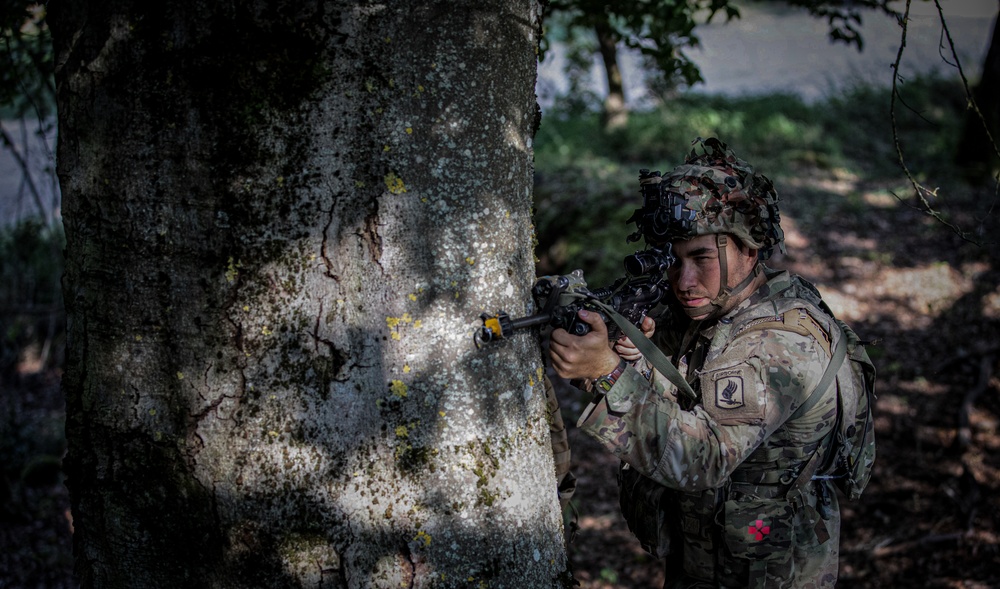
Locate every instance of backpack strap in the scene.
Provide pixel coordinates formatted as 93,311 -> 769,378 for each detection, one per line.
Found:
788,329 -> 848,484
733,305 -> 843,412
796,326 -> 847,417
733,309 -> 850,502
735,307 -> 832,357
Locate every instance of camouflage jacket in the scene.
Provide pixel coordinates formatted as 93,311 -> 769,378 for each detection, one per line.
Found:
579,269 -> 854,588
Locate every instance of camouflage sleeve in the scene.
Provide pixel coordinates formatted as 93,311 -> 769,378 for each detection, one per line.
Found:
577,329 -> 831,492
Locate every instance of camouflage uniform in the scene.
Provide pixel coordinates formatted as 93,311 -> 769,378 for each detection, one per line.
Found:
580,268 -> 849,588
576,138 -> 863,588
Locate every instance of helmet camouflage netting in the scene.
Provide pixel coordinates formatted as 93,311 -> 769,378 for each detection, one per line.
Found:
628,137 -> 786,260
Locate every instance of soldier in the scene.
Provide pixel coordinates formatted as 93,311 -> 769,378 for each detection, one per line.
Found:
548,137 -> 872,588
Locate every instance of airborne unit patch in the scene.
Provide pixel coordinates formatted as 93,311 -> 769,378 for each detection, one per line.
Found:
715,373 -> 745,409
703,364 -> 763,425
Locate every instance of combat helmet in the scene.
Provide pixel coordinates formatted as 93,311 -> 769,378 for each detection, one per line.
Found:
627,137 -> 784,255
627,137 -> 785,318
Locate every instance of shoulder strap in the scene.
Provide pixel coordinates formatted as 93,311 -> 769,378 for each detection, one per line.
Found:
735,306 -> 832,356
736,308 -> 847,415
798,328 -> 848,416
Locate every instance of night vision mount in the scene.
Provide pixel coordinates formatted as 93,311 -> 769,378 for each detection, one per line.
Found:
626,169 -> 697,245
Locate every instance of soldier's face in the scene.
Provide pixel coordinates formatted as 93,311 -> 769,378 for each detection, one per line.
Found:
668,234 -> 757,320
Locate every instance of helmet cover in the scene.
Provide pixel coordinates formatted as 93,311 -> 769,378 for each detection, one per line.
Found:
627,137 -> 785,260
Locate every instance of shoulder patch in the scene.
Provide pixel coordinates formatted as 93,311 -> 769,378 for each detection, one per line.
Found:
702,363 -> 765,425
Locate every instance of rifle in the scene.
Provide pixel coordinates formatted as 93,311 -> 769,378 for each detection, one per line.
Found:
474,246 -> 675,347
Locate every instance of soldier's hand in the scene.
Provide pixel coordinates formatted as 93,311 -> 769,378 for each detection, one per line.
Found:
549,310 -> 621,380
613,315 -> 656,362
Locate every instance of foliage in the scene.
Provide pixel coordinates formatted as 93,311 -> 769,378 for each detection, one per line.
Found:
533,73 -> 972,284
0,1 -> 53,119
542,14 -> 606,116
1,1 -> 58,228
771,0 -> 901,51
541,0 -> 739,94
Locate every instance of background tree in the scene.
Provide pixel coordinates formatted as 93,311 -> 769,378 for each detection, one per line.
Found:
539,0 -> 901,132
957,1 -> 1000,182
51,1 -> 568,587
540,0 -> 737,131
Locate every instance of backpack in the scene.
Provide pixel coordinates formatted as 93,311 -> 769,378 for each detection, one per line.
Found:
738,283 -> 876,501
822,316 -> 877,500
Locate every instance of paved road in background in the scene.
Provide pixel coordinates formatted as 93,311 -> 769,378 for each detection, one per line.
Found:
1,118 -> 58,226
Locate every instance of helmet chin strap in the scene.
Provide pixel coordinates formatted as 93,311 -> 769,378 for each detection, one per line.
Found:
681,234 -> 761,320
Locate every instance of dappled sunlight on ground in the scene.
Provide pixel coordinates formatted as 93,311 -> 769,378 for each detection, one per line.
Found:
818,261 -> 977,327
980,284 -> 1000,319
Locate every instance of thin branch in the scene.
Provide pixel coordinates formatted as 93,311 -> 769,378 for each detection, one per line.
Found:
934,0 -> 1000,234
1,16 -> 59,226
871,532 -> 968,557
889,0 -> 994,245
935,0 -> 1000,165
933,0 -> 1000,234
956,353 -> 996,449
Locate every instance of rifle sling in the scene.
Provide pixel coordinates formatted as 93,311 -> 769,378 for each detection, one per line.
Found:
590,300 -> 699,403
596,302 -> 848,409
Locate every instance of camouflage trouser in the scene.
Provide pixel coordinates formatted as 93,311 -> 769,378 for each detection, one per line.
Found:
718,497 -> 798,587
618,461 -> 678,560
661,490 -> 838,589
619,467 -> 836,589
545,376 -> 576,508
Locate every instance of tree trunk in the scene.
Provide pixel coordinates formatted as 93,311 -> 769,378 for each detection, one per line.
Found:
594,20 -> 627,133
957,2 -> 1000,181
51,1 -> 566,587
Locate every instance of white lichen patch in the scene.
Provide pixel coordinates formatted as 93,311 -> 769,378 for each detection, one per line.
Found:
279,534 -> 340,586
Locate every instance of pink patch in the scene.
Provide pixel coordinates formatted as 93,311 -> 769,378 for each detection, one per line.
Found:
747,519 -> 771,542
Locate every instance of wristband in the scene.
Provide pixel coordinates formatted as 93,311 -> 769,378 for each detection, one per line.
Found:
593,358 -> 628,393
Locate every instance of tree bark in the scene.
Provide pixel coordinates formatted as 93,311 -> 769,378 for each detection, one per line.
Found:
957,3 -> 1000,181
51,1 -> 566,587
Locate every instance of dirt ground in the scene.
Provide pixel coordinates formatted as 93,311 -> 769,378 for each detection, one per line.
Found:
2,173 -> 1000,588
0,368 -> 75,589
